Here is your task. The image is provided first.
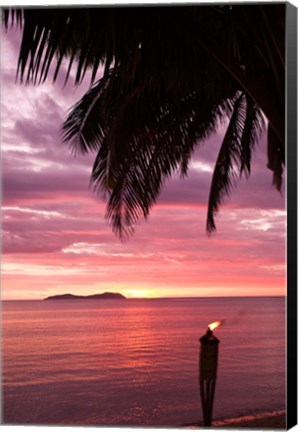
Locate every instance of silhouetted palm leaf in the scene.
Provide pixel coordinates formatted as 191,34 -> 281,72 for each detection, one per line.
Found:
61,75 -> 111,155
61,56 -> 236,239
97,94 -> 231,240
239,97 -> 265,177
267,124 -> 284,191
207,93 -> 264,233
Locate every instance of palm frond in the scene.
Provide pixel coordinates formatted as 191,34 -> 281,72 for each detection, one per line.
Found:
61,76 -> 112,154
267,123 -> 284,191
239,97 -> 265,177
61,45 -> 239,240
90,89 -> 228,240
207,93 -> 259,233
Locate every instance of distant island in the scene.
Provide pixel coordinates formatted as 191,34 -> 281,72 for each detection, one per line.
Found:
44,292 -> 126,301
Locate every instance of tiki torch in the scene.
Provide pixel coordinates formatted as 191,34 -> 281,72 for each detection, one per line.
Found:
199,320 -> 222,427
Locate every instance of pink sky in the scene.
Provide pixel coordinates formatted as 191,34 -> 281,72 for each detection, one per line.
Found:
1,27 -> 286,300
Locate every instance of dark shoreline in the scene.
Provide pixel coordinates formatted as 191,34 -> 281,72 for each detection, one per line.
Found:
184,410 -> 286,429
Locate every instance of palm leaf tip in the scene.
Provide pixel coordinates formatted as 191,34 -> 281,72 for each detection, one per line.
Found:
239,98 -> 265,178
106,210 -> 135,243
206,93 -> 245,233
206,210 -> 217,234
267,123 -> 284,192
206,92 -> 265,235
2,8 -> 23,29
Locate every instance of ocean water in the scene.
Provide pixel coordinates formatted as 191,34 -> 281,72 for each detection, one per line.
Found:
2,297 -> 286,426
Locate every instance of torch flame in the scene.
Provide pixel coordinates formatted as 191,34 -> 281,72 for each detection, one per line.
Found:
208,320 -> 223,331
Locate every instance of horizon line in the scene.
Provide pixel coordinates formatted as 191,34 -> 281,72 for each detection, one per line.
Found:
2,294 -> 286,302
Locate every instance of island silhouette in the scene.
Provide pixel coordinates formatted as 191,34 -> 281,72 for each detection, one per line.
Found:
44,292 -> 126,301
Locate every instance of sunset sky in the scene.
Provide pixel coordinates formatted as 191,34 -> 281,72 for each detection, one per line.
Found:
1,25 -> 286,300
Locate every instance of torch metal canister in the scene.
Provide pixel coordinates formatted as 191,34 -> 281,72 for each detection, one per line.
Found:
199,323 -> 220,427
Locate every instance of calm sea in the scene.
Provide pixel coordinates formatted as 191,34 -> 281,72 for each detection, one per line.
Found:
2,297 -> 286,427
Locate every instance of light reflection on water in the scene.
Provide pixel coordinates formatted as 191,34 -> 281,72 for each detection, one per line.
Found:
2,297 -> 285,426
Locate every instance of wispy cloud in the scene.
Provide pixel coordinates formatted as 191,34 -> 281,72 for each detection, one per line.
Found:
62,242 -> 134,257
3,206 -> 65,219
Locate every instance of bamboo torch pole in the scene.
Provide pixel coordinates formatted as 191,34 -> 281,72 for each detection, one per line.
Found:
199,321 -> 221,427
